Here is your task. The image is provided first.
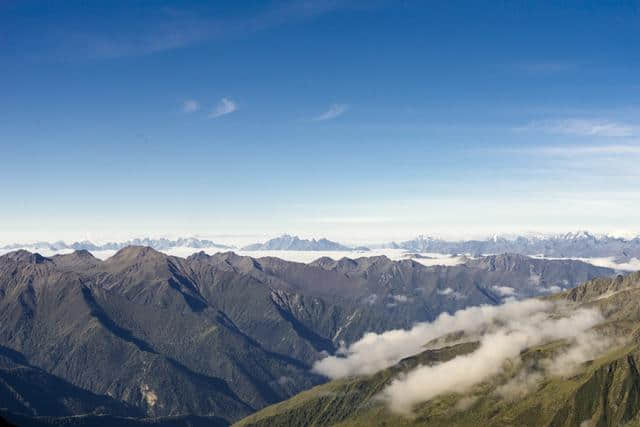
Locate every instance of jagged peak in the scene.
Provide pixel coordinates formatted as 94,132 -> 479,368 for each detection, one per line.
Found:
241,235 -> 352,251
0,249 -> 50,264
50,250 -> 101,269
186,250 -> 212,262
309,256 -> 334,265
52,249 -> 98,260
72,249 -> 96,258
210,251 -> 244,261
107,245 -> 166,263
565,271 -> 640,303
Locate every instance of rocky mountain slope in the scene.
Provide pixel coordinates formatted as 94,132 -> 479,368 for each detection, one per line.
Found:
0,248 -> 616,425
236,272 -> 640,427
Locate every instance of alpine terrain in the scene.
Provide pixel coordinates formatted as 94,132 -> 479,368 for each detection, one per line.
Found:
0,247 -> 614,425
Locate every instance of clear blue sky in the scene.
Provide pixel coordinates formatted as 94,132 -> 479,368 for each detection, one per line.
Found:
1,0 -> 639,243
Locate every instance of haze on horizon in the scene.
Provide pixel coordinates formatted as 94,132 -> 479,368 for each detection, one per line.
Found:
1,0 -> 639,243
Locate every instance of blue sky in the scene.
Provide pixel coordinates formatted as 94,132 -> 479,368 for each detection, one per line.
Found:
1,0 -> 639,243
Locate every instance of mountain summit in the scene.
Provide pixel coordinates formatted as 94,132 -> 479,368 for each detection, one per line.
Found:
242,235 -> 353,251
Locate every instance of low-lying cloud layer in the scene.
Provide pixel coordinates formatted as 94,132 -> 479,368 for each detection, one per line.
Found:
313,299 -> 552,378
313,299 -> 607,414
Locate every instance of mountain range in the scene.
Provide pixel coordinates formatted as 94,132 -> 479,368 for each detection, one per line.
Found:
0,238 -> 232,252
241,235 -> 356,251
0,247 -> 615,425
394,231 -> 640,259
236,271 -> 640,427
5,231 -> 640,260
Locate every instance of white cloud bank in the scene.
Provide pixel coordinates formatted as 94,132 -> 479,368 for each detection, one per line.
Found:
313,103 -> 349,121
313,299 -> 551,378
382,307 -> 602,413
209,97 -> 238,118
313,299 -> 606,414
534,255 -> 640,272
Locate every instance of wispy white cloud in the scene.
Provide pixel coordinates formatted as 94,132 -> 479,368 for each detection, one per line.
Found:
313,104 -> 349,121
561,256 -> 640,272
534,144 -> 640,156
209,97 -> 238,119
30,1 -> 372,60
517,119 -> 634,137
182,99 -> 200,113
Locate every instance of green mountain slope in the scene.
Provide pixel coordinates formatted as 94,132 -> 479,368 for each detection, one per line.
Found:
236,272 -> 640,427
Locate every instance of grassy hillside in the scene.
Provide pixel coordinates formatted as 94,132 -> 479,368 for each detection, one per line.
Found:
236,273 -> 640,427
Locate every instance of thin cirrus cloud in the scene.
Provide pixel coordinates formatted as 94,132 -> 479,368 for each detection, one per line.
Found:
535,144 -> 640,156
313,104 -> 349,121
517,118 -> 634,137
182,99 -> 200,113
209,97 -> 238,119
23,1 -> 367,60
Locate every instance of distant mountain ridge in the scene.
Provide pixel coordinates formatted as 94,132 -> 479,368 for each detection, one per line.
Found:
242,235 -> 355,251
0,237 -> 232,252
5,231 -> 640,259
393,230 -> 640,258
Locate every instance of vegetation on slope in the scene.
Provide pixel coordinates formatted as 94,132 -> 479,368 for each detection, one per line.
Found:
236,273 -> 640,427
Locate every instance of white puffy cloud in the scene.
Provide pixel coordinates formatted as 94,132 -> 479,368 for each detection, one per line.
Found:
381,306 -> 603,413
312,298 -> 606,415
312,299 -> 552,378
